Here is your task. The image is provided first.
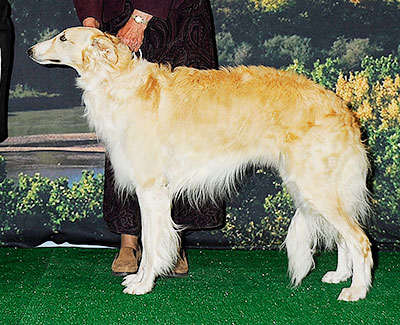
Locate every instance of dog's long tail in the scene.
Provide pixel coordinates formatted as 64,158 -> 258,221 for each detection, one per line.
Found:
284,208 -> 338,286
284,208 -> 316,286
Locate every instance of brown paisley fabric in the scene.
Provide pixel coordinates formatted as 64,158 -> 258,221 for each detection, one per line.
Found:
102,0 -> 226,236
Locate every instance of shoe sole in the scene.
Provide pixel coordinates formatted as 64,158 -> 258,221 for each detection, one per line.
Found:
112,271 -> 137,277
163,272 -> 189,278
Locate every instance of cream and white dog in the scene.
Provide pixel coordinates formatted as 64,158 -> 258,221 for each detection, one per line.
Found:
29,27 -> 373,301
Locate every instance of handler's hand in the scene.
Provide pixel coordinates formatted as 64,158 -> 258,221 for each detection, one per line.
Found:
83,17 -> 100,28
117,10 -> 152,52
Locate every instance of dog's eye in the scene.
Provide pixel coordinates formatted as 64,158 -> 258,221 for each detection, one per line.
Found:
60,35 -> 67,42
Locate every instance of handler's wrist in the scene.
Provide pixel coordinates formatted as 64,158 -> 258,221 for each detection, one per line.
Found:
130,9 -> 153,26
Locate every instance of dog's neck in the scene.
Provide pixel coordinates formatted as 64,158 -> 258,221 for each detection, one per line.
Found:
77,57 -> 161,141
76,56 -> 154,91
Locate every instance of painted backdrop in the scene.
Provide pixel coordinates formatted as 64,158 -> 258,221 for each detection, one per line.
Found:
1,0 -> 400,250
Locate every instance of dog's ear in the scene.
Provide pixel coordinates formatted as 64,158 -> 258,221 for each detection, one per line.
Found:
91,35 -> 118,64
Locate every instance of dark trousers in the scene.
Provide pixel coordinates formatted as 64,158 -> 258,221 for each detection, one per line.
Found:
0,0 -> 13,142
102,0 -> 226,236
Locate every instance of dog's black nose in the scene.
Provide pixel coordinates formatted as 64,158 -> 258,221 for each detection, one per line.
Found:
27,47 -> 33,57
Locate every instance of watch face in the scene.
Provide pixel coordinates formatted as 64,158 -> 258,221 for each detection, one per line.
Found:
134,16 -> 145,24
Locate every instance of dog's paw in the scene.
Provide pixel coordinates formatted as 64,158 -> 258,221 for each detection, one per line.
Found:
122,272 -> 143,287
337,286 -> 367,301
122,269 -> 155,295
123,279 -> 154,295
322,271 -> 351,284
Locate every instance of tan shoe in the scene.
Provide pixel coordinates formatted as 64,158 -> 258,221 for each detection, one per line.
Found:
112,245 -> 188,277
111,247 -> 141,276
168,249 -> 189,278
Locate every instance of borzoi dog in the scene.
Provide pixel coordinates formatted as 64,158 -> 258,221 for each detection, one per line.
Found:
28,27 -> 373,301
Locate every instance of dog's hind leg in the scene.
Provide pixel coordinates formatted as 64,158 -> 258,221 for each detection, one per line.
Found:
122,182 -> 180,295
322,210 -> 372,301
281,162 -> 372,300
293,175 -> 371,301
322,238 -> 352,284
293,184 -> 371,301
287,186 -> 372,301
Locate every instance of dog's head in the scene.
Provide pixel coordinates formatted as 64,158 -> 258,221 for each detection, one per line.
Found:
28,27 -> 132,75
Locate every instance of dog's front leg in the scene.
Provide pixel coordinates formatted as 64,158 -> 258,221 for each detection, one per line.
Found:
122,182 -> 180,295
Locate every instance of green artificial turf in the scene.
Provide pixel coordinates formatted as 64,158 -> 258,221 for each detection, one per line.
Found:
0,248 -> 399,324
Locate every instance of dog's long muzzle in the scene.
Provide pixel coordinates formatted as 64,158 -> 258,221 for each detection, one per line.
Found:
27,46 -> 61,64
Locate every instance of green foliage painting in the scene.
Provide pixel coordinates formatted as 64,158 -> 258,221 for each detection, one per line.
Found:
221,54 -> 400,251
212,0 -> 400,69
1,0 -> 400,249
0,164 -> 104,245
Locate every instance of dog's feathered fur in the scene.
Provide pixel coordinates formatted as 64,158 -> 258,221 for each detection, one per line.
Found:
29,27 -> 373,301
